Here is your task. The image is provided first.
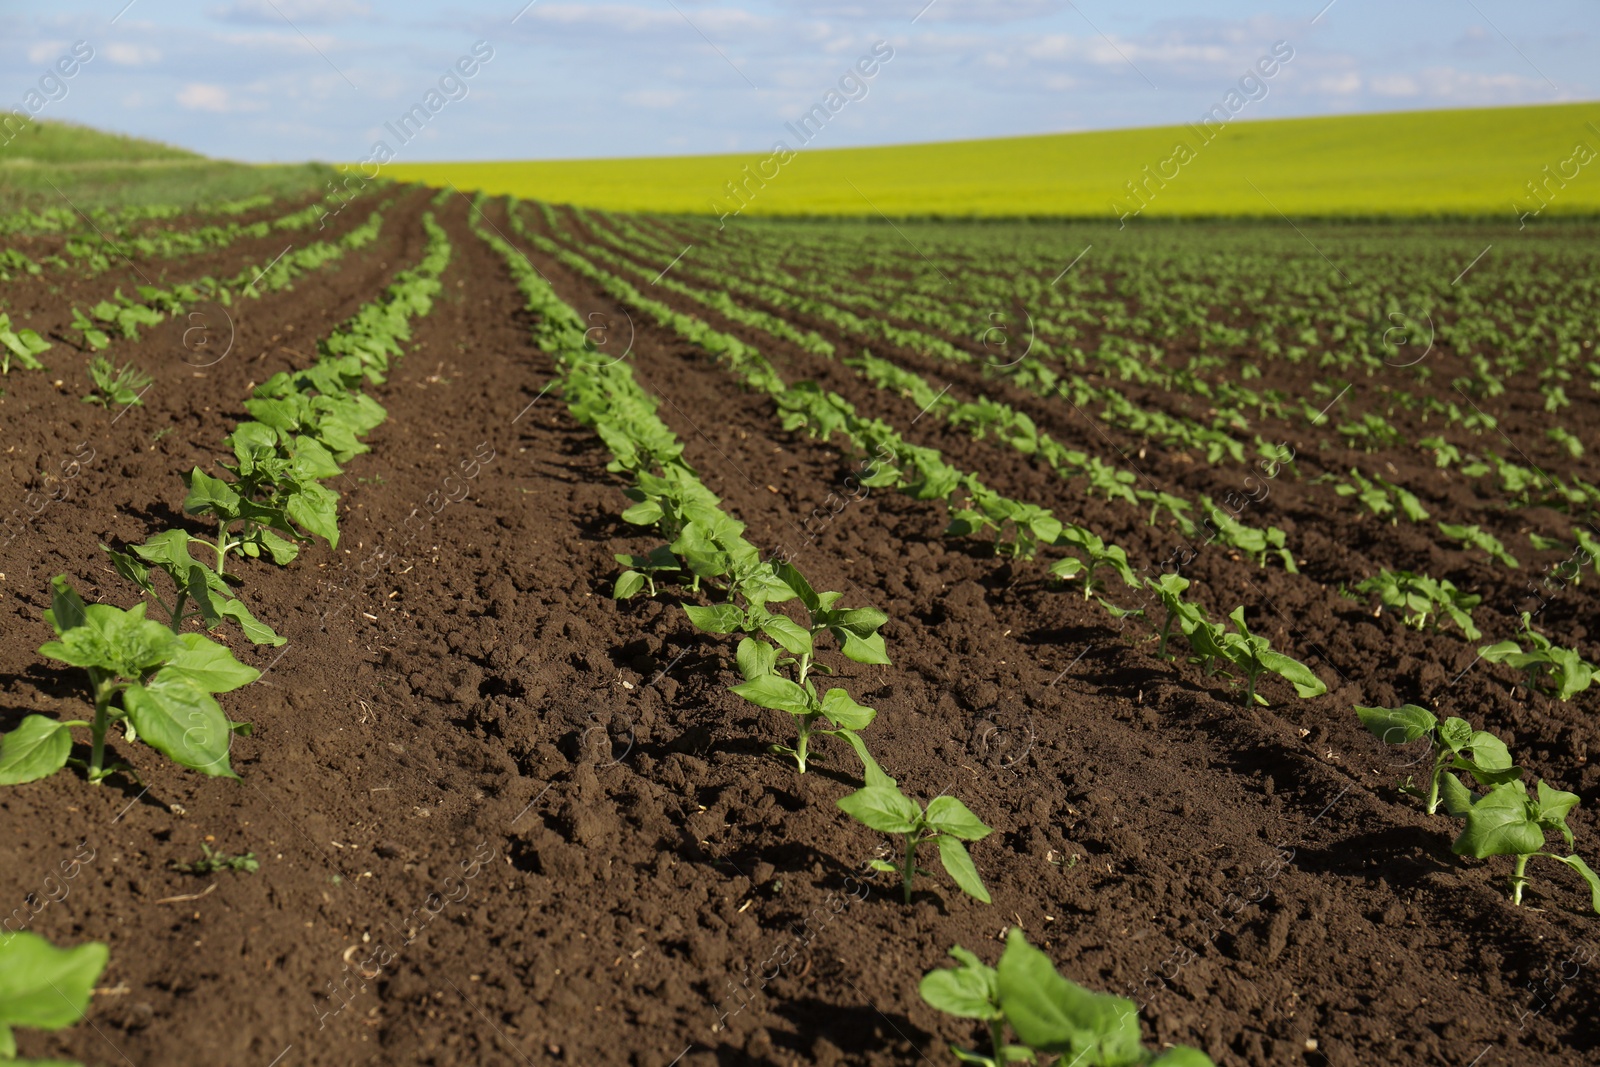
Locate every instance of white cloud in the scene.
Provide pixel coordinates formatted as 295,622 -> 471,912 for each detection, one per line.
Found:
177,83 -> 256,112
527,3 -> 765,36
1369,74 -> 1419,97
216,29 -> 339,51
105,43 -> 162,66
26,41 -> 69,64
209,0 -> 370,24
623,88 -> 689,108
913,0 -> 1068,23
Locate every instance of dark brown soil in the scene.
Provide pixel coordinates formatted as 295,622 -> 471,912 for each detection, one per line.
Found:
2,195 -> 1597,1067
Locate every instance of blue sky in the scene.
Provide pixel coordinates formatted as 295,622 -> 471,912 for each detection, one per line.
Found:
5,0 -> 1595,163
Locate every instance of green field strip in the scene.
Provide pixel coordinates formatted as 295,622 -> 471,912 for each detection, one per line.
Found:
383,102 -> 1600,219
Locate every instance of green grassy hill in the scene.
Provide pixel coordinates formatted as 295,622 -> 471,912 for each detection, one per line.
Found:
382,101 -> 1600,218
0,119 -> 328,211
0,120 -> 200,165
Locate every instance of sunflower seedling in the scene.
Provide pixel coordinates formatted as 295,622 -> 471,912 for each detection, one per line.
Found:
69,307 -> 111,352
1354,570 -> 1481,639
1480,613 -> 1596,701
838,781 -> 991,904
1215,607 -> 1327,706
920,929 -> 1214,1066
105,531 -> 284,646
694,561 -> 890,777
947,480 -> 1061,560
0,313 -> 50,373
8,576 -> 256,786
1442,776 -> 1600,914
1051,524 -> 1137,600
81,356 -> 151,407
1438,522 -> 1519,569
1335,469 -> 1429,523
1355,705 -> 1519,814
0,931 -> 109,1062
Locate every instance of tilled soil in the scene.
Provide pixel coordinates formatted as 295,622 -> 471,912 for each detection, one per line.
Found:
2,196 -> 1597,1067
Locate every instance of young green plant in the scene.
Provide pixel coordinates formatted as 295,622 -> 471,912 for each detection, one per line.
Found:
696,561 -> 890,777
81,356 -> 152,407
4,576 -> 256,786
1215,607 -> 1327,707
1354,705 -> 1520,814
1480,613 -> 1596,701
1441,776 -> 1600,913
838,780 -> 992,905
1354,570 -> 1481,639
919,929 -> 1214,1066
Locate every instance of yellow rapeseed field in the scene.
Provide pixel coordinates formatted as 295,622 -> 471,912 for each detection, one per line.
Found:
379,102 -> 1600,219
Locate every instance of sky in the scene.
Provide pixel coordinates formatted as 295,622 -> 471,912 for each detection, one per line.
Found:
4,0 -> 1596,163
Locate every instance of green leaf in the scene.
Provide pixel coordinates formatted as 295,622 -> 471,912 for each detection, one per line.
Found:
0,932 -> 109,1033
216,595 -> 286,647
837,628 -> 891,665
613,571 -> 647,600
818,688 -> 876,731
122,672 -> 239,779
1535,780 -> 1581,847
1452,781 -> 1545,859
775,561 -> 819,612
926,796 -> 994,842
257,528 -> 301,566
995,928 -> 1144,1061
683,603 -> 745,634
1258,650 -> 1326,698
182,467 -> 242,521
1355,704 -> 1436,745
40,602 -> 178,680
1439,772 -> 1474,818
620,499 -> 663,526
728,673 -> 812,717
1437,717 -> 1473,752
837,784 -> 922,835
827,727 -> 896,788
285,482 -> 340,548
0,716 -> 74,785
936,835 -> 991,903
734,637 -> 778,681
1150,1048 -> 1218,1067
760,615 -> 813,656
920,950 -> 1000,1020
163,633 -> 261,694
43,575 -> 90,636
1451,730 -> 1519,786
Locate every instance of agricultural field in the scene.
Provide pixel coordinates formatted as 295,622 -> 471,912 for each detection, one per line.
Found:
2,167 -> 1600,1067
381,101 -> 1600,218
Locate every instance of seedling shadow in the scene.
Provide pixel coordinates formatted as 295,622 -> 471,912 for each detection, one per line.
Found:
768,997 -> 932,1062
1289,825 -> 1454,885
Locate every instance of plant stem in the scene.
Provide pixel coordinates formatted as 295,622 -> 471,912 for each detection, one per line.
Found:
215,520 -> 229,577
88,676 -> 115,784
988,1019 -> 1006,1067
793,721 -> 810,774
1425,750 -> 1450,815
1511,853 -> 1531,905
902,834 -> 918,905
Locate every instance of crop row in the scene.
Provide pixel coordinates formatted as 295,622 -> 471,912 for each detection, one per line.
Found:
573,208 -> 1600,689
527,201 -> 1600,906
0,210 -> 452,1065
476,197 -> 1216,1066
